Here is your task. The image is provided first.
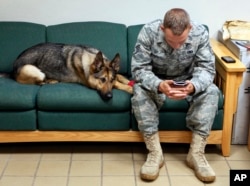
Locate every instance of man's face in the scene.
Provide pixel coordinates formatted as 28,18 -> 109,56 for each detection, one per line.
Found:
161,25 -> 191,49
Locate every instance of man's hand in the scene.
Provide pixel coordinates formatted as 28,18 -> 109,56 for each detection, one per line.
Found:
158,80 -> 194,100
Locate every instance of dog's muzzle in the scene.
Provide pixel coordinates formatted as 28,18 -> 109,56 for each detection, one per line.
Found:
99,91 -> 113,100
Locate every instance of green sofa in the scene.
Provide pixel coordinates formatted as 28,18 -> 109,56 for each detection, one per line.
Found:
0,21 -> 246,156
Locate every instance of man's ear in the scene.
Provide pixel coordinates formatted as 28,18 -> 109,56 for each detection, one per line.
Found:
160,25 -> 165,32
188,24 -> 192,31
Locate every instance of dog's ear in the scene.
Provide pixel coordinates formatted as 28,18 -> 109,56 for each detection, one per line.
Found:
92,51 -> 105,72
110,53 -> 120,73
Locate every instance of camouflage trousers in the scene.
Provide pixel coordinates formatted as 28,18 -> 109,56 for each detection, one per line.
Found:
131,83 -> 220,137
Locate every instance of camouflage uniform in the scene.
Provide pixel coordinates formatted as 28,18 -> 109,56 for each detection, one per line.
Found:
131,19 -> 220,137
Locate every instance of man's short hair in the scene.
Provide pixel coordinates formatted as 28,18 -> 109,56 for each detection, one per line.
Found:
163,8 -> 191,35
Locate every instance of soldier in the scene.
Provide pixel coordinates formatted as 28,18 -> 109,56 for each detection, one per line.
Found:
131,8 -> 219,182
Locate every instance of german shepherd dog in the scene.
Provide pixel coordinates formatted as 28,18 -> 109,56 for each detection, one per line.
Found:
12,43 -> 133,100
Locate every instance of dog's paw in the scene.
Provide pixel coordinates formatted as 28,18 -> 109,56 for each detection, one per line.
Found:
127,86 -> 133,94
45,79 -> 59,84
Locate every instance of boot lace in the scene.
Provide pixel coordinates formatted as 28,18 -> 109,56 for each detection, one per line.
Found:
147,151 -> 160,165
145,136 -> 161,165
197,138 -> 209,167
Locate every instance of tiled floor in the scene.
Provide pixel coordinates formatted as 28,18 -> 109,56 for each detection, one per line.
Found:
0,142 -> 249,186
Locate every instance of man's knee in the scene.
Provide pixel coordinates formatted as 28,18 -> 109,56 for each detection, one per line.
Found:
206,84 -> 220,97
131,84 -> 148,107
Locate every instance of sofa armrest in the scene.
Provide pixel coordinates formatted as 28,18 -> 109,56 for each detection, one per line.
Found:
210,38 -> 246,156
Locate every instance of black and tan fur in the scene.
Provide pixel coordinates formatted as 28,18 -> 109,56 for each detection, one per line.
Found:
13,43 -> 133,100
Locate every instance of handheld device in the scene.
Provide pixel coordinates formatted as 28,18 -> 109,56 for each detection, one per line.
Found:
221,56 -> 236,63
173,81 -> 188,86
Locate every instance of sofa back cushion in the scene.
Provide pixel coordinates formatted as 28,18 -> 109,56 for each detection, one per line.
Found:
46,22 -> 128,74
0,22 -> 46,73
127,24 -> 144,76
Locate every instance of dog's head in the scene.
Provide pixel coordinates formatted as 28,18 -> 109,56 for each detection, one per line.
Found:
89,51 -> 120,100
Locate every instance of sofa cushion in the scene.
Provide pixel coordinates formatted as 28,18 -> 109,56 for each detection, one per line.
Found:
46,22 -> 128,75
161,98 -> 189,111
0,22 -> 46,73
0,78 -> 39,110
0,110 -> 37,130
37,83 -> 131,111
127,24 -> 144,77
131,109 -> 223,131
38,111 -> 130,131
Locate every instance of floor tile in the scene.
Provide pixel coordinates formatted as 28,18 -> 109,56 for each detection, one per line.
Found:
136,175 -> 170,186
70,161 -> 101,176
103,152 -> 133,161
0,143 -> 248,186
4,160 -> 38,176
209,161 -> 230,176
103,160 -> 134,176
205,145 -> 226,161
166,160 -> 193,176
36,161 -> 69,176
205,153 -> 225,161
34,176 -> 68,186
170,175 -> 205,186
164,153 -> 187,161
205,176 -> 229,186
68,177 -> 101,186
0,176 -> 34,186
226,145 -> 250,160
133,152 -> 147,161
227,160 -> 250,169
103,176 -> 136,186
72,152 -> 101,161
0,153 -> 11,160
10,153 -> 41,160
0,160 -> 7,175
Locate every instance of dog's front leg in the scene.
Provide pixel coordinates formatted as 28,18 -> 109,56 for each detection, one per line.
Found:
116,74 -> 130,84
114,81 -> 133,94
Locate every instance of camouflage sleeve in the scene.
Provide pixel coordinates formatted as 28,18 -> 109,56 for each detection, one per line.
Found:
190,28 -> 216,95
131,25 -> 162,93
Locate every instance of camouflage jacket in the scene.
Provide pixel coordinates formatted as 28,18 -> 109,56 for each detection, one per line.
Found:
131,19 -> 215,95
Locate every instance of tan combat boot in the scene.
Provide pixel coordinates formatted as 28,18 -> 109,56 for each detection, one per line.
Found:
140,132 -> 164,181
186,133 -> 216,182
